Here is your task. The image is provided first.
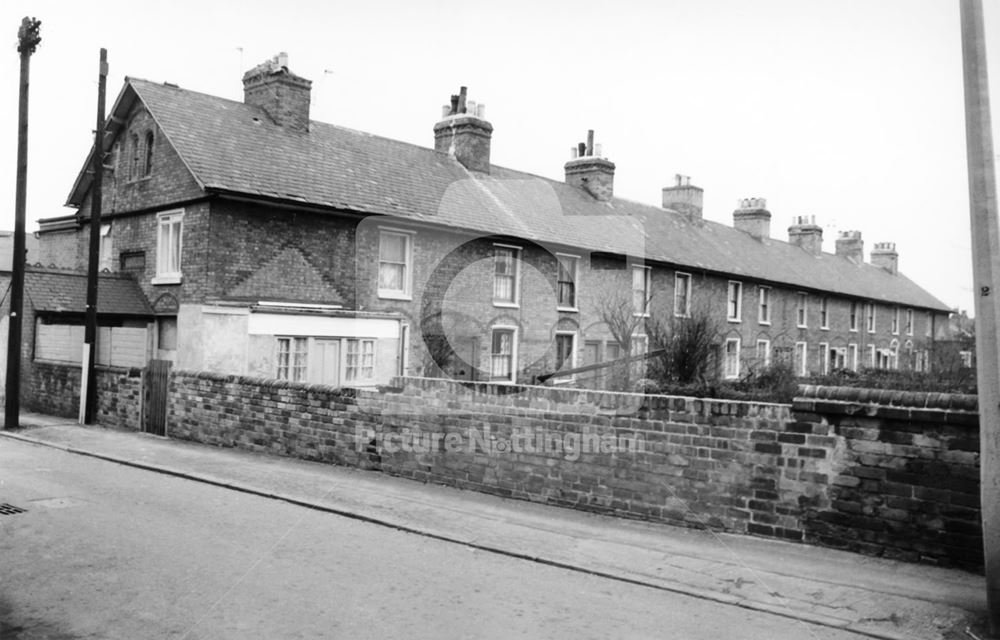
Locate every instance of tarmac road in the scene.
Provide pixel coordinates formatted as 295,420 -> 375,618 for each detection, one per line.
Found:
0,437 -> 872,639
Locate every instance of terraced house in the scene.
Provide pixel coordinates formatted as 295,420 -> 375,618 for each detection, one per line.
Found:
34,54 -> 950,389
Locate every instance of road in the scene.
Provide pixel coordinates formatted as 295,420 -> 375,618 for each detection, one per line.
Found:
0,438 -> 866,639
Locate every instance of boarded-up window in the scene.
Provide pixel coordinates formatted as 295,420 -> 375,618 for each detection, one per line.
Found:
35,321 -> 147,368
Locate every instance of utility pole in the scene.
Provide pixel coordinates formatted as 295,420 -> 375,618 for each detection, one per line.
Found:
82,48 -> 107,424
4,17 -> 41,430
960,0 -> 1000,634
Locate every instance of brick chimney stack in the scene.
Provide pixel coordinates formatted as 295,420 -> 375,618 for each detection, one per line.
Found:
434,86 -> 493,173
788,215 -> 823,256
835,230 -> 864,263
242,52 -> 312,132
871,242 -> 899,274
564,130 -> 615,201
733,197 -> 771,239
662,174 -> 703,220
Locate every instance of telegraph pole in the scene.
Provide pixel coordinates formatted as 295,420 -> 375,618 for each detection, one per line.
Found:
960,0 -> 1000,634
83,48 -> 107,424
4,17 -> 41,429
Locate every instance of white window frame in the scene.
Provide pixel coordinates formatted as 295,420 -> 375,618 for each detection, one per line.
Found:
758,286 -> 771,325
849,301 -> 858,332
555,253 -> 580,312
98,223 -> 113,272
868,344 -> 877,368
905,309 -> 914,336
866,303 -> 876,334
492,244 -> 521,308
723,338 -> 741,379
819,342 -> 829,374
820,297 -> 829,330
345,338 -> 377,382
795,341 -> 808,376
796,292 -> 808,328
632,265 -> 651,317
891,307 -> 900,335
377,228 -> 415,300
489,325 -> 519,383
727,281 -> 742,323
755,339 -> 771,368
848,343 -> 859,372
674,272 -> 692,318
275,336 -> 309,382
553,331 -> 578,383
832,347 -> 847,370
399,323 -> 410,376
153,209 -> 184,285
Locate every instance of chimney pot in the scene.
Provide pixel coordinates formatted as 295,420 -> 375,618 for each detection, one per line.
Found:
788,215 -> 823,256
565,130 -> 614,201
242,53 -> 312,131
733,197 -> 771,239
662,174 -> 703,220
434,86 -> 493,173
835,230 -> 865,263
871,241 -> 899,274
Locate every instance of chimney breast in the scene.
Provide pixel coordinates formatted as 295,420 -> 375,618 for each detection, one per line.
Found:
662,174 -> 704,220
242,53 -> 312,132
433,86 -> 493,173
835,230 -> 864,263
564,130 -> 615,201
788,215 -> 823,256
733,197 -> 771,239
871,241 -> 899,274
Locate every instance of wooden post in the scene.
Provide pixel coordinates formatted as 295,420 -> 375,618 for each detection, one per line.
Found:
960,0 -> 1000,633
4,17 -> 41,429
83,48 -> 107,424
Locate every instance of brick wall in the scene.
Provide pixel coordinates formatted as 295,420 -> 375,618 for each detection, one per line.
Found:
165,372 -> 983,570
24,360 -> 143,430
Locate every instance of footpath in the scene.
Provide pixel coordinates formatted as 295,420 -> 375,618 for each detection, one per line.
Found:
1,412 -> 988,640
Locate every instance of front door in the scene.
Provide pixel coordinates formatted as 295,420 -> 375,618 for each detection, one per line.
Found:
582,341 -> 600,389
314,339 -> 341,386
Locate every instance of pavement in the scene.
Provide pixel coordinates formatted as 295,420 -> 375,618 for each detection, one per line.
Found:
0,411 -> 990,640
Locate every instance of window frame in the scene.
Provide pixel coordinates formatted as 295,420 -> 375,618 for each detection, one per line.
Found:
796,292 -> 808,328
377,228 -> 415,300
727,281 -> 742,323
866,303 -> 877,333
631,264 -> 652,317
849,301 -> 858,332
905,309 -> 914,336
98,223 -> 113,272
757,286 -> 771,325
819,342 -> 829,374
345,338 -> 377,382
755,338 -> 771,368
554,331 -> 578,383
555,253 -> 579,312
723,338 -> 741,379
891,307 -> 900,335
795,341 -> 808,377
868,344 -> 877,368
143,130 -> 154,177
489,325 -> 518,383
848,343 -> 859,372
673,271 -> 692,318
152,209 -> 184,285
492,244 -> 521,308
275,336 -> 309,382
819,296 -> 829,330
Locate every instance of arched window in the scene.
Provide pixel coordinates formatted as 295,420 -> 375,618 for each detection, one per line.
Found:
143,131 -> 154,176
130,133 -> 141,180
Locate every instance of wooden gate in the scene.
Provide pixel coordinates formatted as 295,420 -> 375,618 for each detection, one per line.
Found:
143,359 -> 172,436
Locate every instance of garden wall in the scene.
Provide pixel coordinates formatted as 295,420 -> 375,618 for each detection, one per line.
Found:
26,360 -> 143,430
166,372 -> 983,570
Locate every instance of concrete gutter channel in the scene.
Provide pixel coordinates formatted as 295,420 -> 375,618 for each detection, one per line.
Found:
0,416 -> 986,640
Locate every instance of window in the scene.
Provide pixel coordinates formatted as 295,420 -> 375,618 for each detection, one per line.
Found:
848,344 -> 858,372
98,224 -> 113,272
276,337 -> 308,382
493,246 -> 520,305
154,210 -> 183,284
891,307 -> 900,335
399,324 -> 410,376
378,230 -> 413,299
346,338 -> 376,382
556,254 -> 578,310
555,332 -> 577,382
796,292 -> 808,328
632,265 -> 651,316
905,309 -> 914,336
758,286 -> 771,324
889,339 -> 899,370
723,338 -> 741,379
756,339 -> 771,368
727,281 -> 742,322
960,351 -> 973,368
143,131 -> 154,177
795,342 -> 808,376
674,272 -> 692,317
819,342 -> 829,374
120,250 -> 145,276
866,304 -> 876,333
490,327 -> 517,382
849,302 -> 858,332
820,297 -> 829,329
926,312 -> 933,338
868,344 -> 876,368
129,133 -> 141,180
832,347 -> 847,370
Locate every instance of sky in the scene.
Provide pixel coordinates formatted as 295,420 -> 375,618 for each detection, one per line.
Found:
0,0 -> 997,314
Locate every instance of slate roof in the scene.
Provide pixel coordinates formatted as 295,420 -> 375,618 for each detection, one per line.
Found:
22,268 -> 152,316
67,77 -> 949,312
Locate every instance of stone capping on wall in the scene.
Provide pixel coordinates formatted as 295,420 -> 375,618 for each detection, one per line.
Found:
32,359 -> 142,376
794,384 -> 979,426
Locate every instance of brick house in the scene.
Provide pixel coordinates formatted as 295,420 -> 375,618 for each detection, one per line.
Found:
36,54 -> 950,389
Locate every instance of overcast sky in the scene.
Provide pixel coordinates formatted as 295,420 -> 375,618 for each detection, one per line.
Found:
0,0 -> 997,314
